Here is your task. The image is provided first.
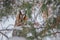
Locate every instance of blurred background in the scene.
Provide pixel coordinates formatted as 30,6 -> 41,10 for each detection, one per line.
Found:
0,0 -> 60,40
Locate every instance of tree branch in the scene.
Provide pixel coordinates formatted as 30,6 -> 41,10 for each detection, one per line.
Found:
0,32 -> 9,39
